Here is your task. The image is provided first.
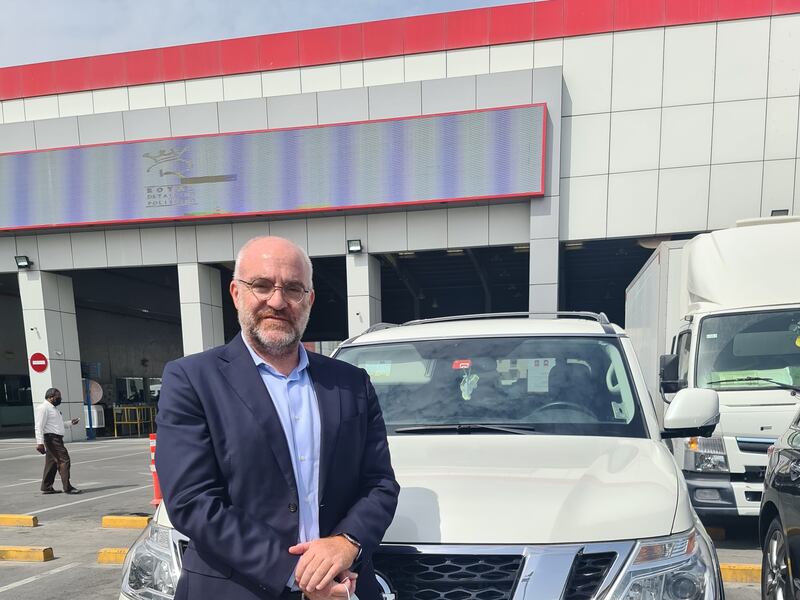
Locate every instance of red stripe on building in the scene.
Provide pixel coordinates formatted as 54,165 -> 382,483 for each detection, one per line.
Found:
1,0 -> 798,101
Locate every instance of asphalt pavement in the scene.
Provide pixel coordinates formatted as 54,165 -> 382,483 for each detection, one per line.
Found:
0,436 -> 153,600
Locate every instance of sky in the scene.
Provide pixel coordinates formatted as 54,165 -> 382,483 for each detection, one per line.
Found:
0,0 -> 531,68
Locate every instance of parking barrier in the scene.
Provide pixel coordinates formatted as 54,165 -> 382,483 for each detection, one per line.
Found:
102,515 -> 151,529
0,514 -> 38,527
0,546 -> 54,561
97,548 -> 128,564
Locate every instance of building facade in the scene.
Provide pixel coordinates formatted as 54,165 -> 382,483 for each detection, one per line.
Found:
0,0 -> 799,436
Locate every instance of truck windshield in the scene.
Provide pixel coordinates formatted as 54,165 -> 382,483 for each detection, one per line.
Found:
697,309 -> 800,391
335,336 -> 647,437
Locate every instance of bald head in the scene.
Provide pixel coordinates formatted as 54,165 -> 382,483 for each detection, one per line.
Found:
233,236 -> 313,287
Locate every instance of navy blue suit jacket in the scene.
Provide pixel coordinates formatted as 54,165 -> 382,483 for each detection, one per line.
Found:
155,334 -> 399,600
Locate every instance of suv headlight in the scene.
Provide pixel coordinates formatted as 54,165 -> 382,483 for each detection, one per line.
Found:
683,437 -> 728,473
609,527 -> 721,600
121,522 -> 180,599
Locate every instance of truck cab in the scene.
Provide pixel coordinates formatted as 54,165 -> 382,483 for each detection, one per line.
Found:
626,217 -> 800,518
663,303 -> 800,517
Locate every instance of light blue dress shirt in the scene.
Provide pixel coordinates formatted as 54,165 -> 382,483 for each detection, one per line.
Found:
243,339 -> 321,589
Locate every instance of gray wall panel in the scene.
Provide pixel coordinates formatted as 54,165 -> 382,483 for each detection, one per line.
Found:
218,98 -> 268,133
267,93 -> 318,129
170,103 -> 220,137
533,66 -> 563,197
142,227 -> 179,265
477,70 -> 533,109
196,223 -> 233,262
369,82 -> 422,120
488,201 -> 530,245
123,108 -> 172,141
407,209 -> 447,250
71,232 -> 108,269
422,76 -> 476,115
0,122 -> 36,153
105,229 -> 143,267
318,88 -> 369,125
37,233 -> 73,270
34,117 -> 79,149
307,217 -> 345,256
530,237 -> 559,285
78,113 -> 125,145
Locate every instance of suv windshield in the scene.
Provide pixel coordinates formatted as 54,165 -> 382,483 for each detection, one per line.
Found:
335,336 -> 647,438
697,309 -> 800,391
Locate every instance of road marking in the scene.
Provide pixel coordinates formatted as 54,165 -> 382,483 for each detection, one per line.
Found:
26,485 -> 151,515
0,480 -> 42,489
0,562 -> 80,594
73,451 -> 148,465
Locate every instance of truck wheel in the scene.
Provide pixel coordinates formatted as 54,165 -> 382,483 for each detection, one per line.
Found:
762,517 -> 792,600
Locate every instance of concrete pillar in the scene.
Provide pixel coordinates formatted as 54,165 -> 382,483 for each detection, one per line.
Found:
529,196 -> 560,314
346,253 -> 382,337
529,65 -> 563,314
178,264 -> 225,355
18,271 -> 86,442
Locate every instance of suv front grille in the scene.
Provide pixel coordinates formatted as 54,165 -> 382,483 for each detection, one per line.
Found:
563,552 -> 616,600
372,553 -> 523,600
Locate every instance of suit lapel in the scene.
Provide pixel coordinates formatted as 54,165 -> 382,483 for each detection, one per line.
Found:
307,353 -> 341,500
218,335 -> 296,491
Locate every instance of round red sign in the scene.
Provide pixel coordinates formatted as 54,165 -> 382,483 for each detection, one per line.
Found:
29,352 -> 48,373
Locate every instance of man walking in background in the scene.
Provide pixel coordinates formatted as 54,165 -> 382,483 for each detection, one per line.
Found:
35,387 -> 82,495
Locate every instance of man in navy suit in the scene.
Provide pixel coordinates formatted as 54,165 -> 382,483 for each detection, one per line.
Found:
156,236 -> 399,600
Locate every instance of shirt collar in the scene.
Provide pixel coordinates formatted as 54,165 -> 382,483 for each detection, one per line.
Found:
241,335 -> 309,380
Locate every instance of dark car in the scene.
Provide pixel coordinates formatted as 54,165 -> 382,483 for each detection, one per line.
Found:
760,405 -> 800,600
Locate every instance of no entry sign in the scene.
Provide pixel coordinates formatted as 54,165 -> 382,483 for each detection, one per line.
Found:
29,353 -> 48,373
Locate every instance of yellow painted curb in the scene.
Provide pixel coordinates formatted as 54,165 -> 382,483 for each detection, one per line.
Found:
720,563 -> 761,584
97,548 -> 129,564
102,515 -> 151,529
0,514 -> 38,527
0,546 -> 54,562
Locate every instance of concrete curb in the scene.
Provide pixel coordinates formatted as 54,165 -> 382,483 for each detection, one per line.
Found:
720,563 -> 761,584
97,548 -> 129,564
0,546 -> 54,561
102,515 -> 151,529
0,514 -> 38,527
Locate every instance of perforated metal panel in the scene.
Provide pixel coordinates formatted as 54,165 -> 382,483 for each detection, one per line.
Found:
0,104 -> 546,231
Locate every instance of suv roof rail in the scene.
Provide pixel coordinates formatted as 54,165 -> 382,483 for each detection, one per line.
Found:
402,311 -> 614,333
339,322 -> 399,347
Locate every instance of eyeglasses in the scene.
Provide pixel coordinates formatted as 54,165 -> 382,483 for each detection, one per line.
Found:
236,278 -> 310,304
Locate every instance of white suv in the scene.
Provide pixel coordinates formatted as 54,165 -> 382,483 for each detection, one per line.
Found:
120,312 -> 725,600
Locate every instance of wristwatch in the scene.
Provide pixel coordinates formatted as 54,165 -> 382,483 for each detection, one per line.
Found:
339,532 -> 363,564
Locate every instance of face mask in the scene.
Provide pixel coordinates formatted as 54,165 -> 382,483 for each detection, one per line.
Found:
52,398 -> 62,406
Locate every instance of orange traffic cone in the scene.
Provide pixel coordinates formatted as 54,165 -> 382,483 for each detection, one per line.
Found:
150,434 -> 162,507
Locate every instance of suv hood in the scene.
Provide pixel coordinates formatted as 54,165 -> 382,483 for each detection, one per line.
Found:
384,435 -> 679,545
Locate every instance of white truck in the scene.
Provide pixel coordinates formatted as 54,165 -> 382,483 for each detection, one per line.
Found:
625,218 -> 800,518
121,313 -> 725,600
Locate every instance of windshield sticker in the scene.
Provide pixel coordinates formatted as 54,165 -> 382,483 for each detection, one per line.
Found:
363,362 -> 392,378
527,358 -> 554,392
459,371 -> 480,400
706,333 -> 718,339
452,359 -> 472,370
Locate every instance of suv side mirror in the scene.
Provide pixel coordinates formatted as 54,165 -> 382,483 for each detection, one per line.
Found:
662,388 -> 719,439
659,354 -> 685,395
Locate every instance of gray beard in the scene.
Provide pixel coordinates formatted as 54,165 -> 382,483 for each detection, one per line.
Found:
238,310 -> 308,358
